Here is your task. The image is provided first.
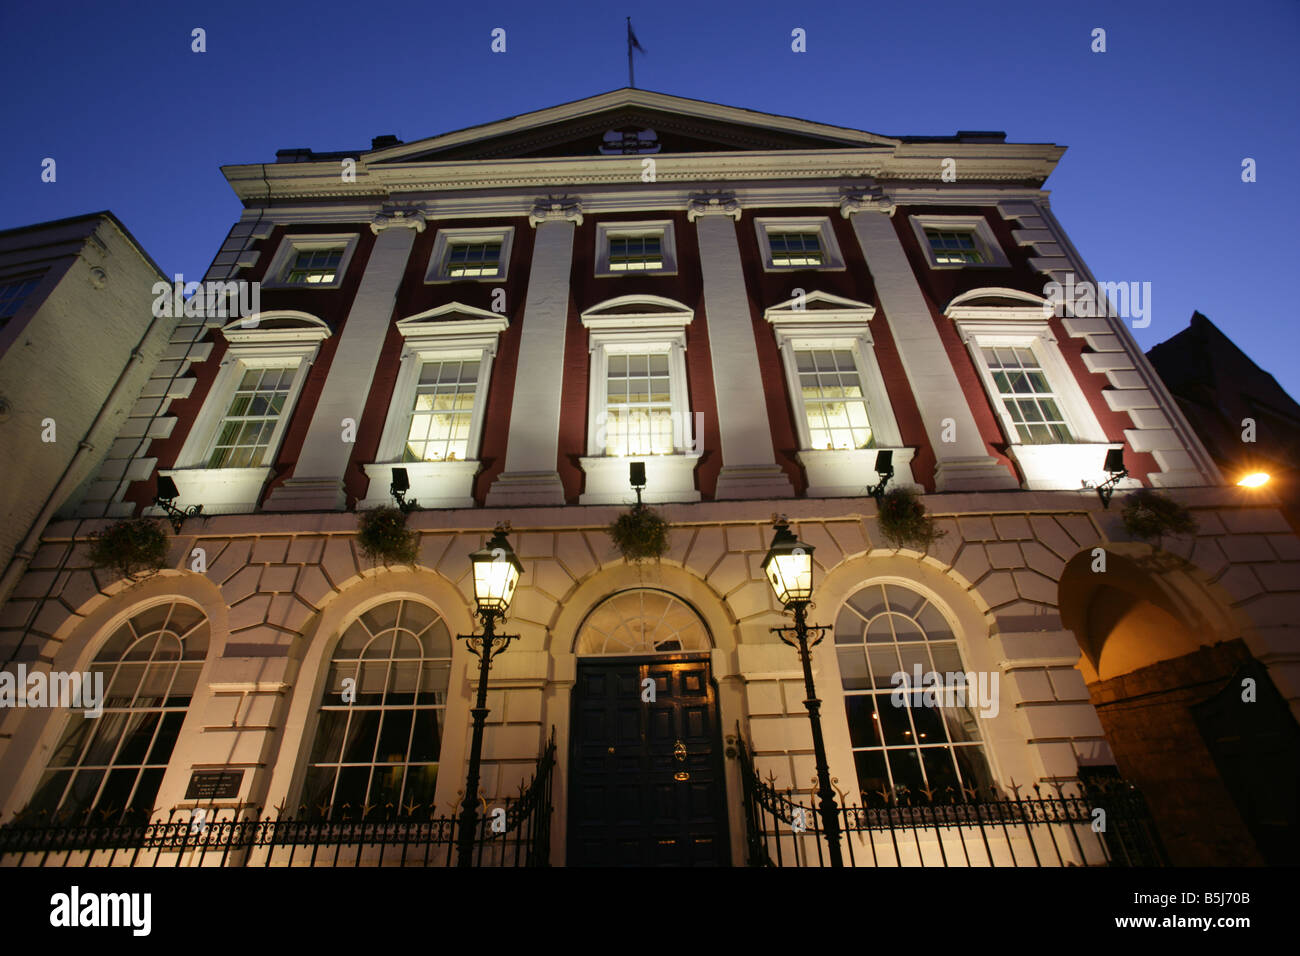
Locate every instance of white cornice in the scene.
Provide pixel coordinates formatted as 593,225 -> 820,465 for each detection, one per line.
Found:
219,184 -> 1054,228
221,145 -> 1064,204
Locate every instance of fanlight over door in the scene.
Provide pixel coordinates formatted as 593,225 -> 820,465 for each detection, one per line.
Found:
574,589 -> 710,656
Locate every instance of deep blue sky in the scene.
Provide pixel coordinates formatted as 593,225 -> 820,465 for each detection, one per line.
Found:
2,0 -> 1296,395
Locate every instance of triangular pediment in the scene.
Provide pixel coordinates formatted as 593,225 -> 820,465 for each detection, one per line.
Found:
396,302 -> 509,337
765,291 -> 876,322
368,89 -> 898,164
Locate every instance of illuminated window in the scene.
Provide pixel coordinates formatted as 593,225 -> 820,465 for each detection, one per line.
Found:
769,232 -> 824,267
264,234 -> 359,290
427,227 -> 514,282
595,222 -> 676,276
795,348 -> 873,450
980,346 -> 1072,444
925,229 -> 984,265
754,218 -> 844,272
604,351 -> 674,456
445,241 -> 502,278
835,583 -> 993,798
910,216 -> 1008,269
608,235 -> 663,271
403,358 -> 480,462
24,601 -> 209,822
207,365 -> 295,468
300,600 -> 451,818
284,247 -> 344,284
363,302 -> 507,509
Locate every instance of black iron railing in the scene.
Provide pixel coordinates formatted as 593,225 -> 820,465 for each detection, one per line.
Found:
0,729 -> 556,868
739,736 -> 1167,867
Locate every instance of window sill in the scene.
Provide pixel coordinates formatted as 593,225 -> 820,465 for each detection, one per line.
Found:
579,454 -> 701,504
359,460 -> 481,510
151,467 -> 274,515
796,448 -> 919,498
1006,442 -> 1138,491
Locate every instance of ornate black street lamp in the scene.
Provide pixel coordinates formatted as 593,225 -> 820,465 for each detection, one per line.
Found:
762,516 -> 844,867
456,523 -> 523,868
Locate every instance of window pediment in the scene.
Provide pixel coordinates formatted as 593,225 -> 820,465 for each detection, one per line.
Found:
580,295 -> 693,333
221,311 -> 332,346
764,291 -> 876,334
945,287 -> 1051,323
395,302 -> 510,348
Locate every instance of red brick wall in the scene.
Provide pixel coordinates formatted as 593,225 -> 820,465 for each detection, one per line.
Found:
1087,639 -> 1264,865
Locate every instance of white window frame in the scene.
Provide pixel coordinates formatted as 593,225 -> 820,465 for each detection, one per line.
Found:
594,220 -> 678,277
764,292 -> 918,497
946,289 -> 1129,491
754,217 -> 846,272
425,226 -> 515,283
262,234 -> 360,290
578,296 -> 700,504
159,312 -> 331,513
359,302 -> 508,509
910,215 -> 1010,270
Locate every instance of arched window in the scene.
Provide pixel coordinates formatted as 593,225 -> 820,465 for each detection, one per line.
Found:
300,599 -> 451,817
575,589 -> 710,655
835,583 -> 993,798
25,600 -> 209,821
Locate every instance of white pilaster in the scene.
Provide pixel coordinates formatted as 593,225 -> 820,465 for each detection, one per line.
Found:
691,194 -> 794,500
842,189 -> 1018,491
263,207 -> 423,511
484,199 -> 581,507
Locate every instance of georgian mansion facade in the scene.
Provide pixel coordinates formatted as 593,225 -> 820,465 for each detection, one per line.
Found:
1,89 -> 1296,866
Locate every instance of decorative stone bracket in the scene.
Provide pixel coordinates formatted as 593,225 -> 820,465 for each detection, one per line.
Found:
529,197 -> 584,227
686,192 -> 742,222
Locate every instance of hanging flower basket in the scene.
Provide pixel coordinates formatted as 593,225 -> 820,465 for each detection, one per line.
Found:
876,487 -> 946,553
607,502 -> 671,563
87,517 -> 169,580
1121,489 -> 1197,549
357,506 -> 420,567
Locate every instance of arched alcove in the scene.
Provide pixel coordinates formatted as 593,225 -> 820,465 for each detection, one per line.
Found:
1057,545 -> 1277,865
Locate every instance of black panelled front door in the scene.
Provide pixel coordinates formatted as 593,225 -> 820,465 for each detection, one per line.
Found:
568,654 -> 730,866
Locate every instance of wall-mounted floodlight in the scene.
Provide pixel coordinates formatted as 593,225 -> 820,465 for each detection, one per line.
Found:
1237,472 -> 1270,488
629,461 -> 646,506
154,474 -> 203,533
390,467 -> 418,513
1096,447 -> 1128,509
866,450 -> 894,502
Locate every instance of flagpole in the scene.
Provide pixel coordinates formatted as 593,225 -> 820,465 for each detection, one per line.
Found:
627,17 -> 635,88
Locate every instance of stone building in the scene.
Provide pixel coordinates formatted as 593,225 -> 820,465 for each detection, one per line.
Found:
0,91 -> 1296,866
0,212 -> 173,602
